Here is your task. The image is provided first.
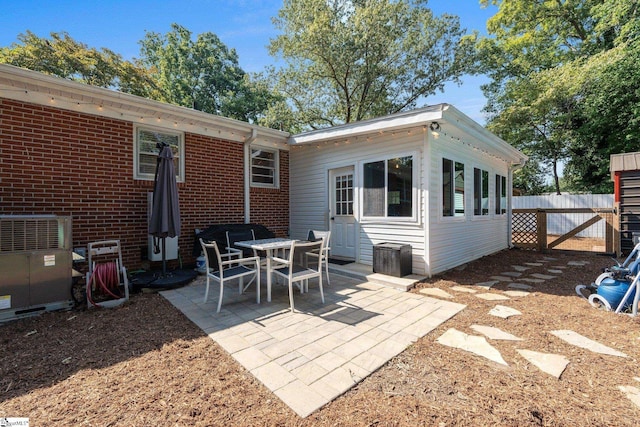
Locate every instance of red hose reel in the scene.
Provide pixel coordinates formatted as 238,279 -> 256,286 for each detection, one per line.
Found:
86,240 -> 130,308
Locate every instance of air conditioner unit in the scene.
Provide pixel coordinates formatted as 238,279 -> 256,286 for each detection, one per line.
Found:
147,192 -> 178,261
0,215 -> 74,322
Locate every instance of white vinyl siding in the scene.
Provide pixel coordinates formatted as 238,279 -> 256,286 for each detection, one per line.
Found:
428,131 -> 511,275
290,121 -> 518,277
289,130 -> 426,274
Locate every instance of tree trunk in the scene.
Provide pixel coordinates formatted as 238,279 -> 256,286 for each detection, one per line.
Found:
552,159 -> 561,195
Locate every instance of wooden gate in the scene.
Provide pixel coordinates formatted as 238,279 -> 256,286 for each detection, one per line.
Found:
512,208 -> 620,255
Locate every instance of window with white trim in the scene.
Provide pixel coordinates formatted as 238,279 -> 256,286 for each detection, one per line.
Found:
134,126 -> 184,182
495,174 -> 507,214
443,158 -> 465,217
250,147 -> 279,188
473,167 -> 489,216
363,155 -> 414,218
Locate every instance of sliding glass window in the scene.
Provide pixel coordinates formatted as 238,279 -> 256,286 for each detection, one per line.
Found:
495,174 -> 507,214
443,158 -> 465,217
363,156 -> 413,218
474,168 -> 489,216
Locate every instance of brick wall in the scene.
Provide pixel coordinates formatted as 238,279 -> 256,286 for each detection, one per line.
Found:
249,150 -> 290,237
0,98 -> 290,271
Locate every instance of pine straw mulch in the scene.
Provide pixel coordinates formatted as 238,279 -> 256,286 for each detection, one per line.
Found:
1,248 -> 639,426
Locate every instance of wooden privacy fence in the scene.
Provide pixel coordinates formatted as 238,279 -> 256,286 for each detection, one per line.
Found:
512,207 -> 620,255
513,194 -> 614,238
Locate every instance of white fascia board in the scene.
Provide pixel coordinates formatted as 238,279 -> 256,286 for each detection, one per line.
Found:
442,105 -> 527,165
289,105 -> 446,145
0,64 -> 290,148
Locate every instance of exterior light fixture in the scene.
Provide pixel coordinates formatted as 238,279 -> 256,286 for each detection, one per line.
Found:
429,121 -> 440,138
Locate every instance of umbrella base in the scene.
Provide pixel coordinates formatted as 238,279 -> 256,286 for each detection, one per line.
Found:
131,269 -> 197,290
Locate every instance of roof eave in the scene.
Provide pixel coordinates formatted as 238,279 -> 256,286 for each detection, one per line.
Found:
289,104 -> 446,145
0,64 -> 290,147
442,105 -> 527,165
289,103 -> 527,165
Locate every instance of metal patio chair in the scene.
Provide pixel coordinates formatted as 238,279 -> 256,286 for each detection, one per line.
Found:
199,238 -> 260,313
226,229 -> 258,258
271,239 -> 325,313
306,230 -> 332,286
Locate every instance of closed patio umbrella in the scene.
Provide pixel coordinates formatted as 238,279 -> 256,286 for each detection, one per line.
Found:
148,142 -> 181,275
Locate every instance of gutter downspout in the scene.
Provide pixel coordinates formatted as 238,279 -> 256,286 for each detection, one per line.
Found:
423,125 -> 432,278
244,129 -> 258,224
508,158 -> 526,248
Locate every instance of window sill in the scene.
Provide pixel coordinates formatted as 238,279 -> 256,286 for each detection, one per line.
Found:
361,217 -> 420,226
439,215 -> 467,223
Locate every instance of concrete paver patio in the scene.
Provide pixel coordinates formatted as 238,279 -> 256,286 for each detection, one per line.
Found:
160,270 -> 465,417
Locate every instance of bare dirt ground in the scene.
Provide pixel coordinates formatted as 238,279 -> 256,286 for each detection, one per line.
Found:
513,234 -> 607,253
1,248 -> 639,426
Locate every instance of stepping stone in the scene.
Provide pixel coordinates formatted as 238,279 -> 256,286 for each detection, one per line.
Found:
512,265 -> 530,272
508,282 -> 532,290
471,325 -> 523,341
518,278 -> 545,283
437,328 -> 507,366
568,261 -> 590,266
501,271 -> 522,277
549,330 -> 628,358
490,276 -> 513,282
551,265 -> 567,269
475,293 -> 510,301
451,286 -> 477,294
517,349 -> 569,379
504,290 -> 530,297
525,262 -> 543,266
531,273 -> 556,280
489,305 -> 522,318
475,280 -> 499,289
547,269 -> 563,274
618,385 -> 640,409
419,288 -> 454,299
543,257 -> 557,261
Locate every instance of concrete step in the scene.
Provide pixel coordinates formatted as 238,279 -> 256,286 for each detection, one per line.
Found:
328,262 -> 424,291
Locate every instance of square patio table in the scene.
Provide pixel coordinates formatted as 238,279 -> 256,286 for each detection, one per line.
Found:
235,237 -> 296,302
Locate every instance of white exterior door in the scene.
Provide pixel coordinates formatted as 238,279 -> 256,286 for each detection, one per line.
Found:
329,166 -> 356,259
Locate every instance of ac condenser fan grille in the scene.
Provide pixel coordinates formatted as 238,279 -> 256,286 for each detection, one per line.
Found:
0,218 -> 60,252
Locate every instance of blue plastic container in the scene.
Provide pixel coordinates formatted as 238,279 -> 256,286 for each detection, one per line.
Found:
196,254 -> 206,274
597,278 -> 636,309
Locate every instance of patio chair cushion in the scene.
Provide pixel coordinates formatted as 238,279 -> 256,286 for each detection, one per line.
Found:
211,265 -> 257,280
273,264 -> 311,277
226,229 -> 258,258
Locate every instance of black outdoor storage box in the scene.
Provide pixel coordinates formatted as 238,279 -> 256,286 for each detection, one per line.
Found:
373,243 -> 412,277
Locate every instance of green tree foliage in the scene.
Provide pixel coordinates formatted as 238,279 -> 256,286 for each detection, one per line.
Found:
513,160 -> 549,195
564,42 -> 640,192
0,31 -> 154,97
1,26 -> 280,125
478,0 -> 640,194
267,0 -> 476,130
138,23 -> 277,122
